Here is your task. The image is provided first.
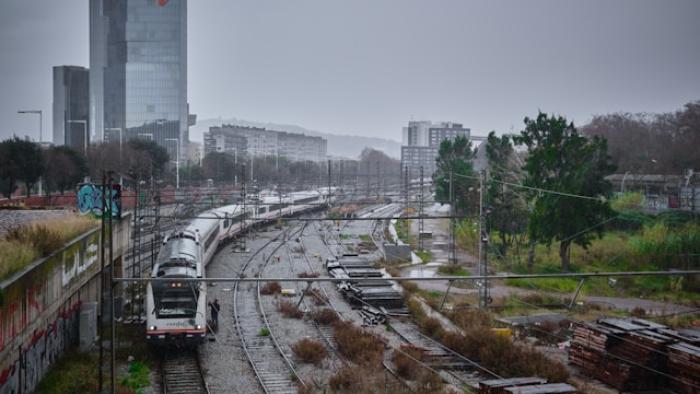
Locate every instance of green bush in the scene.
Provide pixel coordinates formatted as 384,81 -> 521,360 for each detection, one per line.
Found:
121,361 -> 150,393
611,192 -> 644,212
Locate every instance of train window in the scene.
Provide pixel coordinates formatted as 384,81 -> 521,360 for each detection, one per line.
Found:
204,227 -> 220,251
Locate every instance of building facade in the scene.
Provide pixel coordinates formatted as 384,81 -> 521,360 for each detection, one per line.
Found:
90,0 -> 189,159
400,121 -> 470,175
53,66 -> 90,153
203,125 -> 327,162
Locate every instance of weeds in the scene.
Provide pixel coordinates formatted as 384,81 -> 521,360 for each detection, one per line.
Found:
278,299 -> 304,319
120,361 -> 150,393
304,288 -> 329,306
259,327 -> 270,336
310,308 -> 339,325
292,338 -> 327,365
260,281 -> 282,295
297,271 -> 320,278
392,345 -> 424,378
333,320 -> 386,366
1,216 -> 97,280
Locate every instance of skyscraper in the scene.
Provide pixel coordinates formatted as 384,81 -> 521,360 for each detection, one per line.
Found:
53,65 -> 90,153
90,0 -> 189,159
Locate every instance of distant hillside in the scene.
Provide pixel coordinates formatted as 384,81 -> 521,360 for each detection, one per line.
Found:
191,117 -> 401,159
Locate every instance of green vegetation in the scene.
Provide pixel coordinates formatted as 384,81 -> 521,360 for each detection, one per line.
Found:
414,249 -> 433,263
395,219 -> 412,245
515,112 -> 615,271
121,361 -> 150,394
611,192 -> 645,212
0,216 -> 97,280
437,265 -> 470,276
259,327 -> 270,336
496,222 -> 700,303
358,234 -> 371,242
432,135 -> 479,215
35,351 -> 101,394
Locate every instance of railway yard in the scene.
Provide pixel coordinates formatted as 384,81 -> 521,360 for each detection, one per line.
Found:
128,197 -> 699,394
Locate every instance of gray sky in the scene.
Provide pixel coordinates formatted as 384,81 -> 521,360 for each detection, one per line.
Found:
1,0 -> 699,143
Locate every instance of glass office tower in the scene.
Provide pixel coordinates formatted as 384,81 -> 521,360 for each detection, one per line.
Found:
92,0 -> 188,158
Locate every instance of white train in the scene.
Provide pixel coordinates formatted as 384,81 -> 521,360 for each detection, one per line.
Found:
145,188 -> 330,346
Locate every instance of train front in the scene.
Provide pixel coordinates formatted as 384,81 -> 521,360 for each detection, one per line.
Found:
146,233 -> 207,347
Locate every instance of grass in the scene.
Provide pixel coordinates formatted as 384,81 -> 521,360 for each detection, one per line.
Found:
35,350 -> 137,394
414,249 -> 433,263
278,299 -> 304,319
0,239 -> 38,280
437,264 -> 470,276
332,320 -> 386,366
259,327 -> 270,336
395,219 -> 413,245
494,224 -> 700,304
1,215 -> 97,280
120,361 -> 150,394
292,338 -> 327,365
359,234 -> 371,242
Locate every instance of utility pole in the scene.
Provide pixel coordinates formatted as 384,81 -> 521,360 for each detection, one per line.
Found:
98,173 -> 106,393
418,166 -> 425,251
108,173 -> 116,393
241,164 -> 247,250
327,159 -> 332,206
450,170 -> 456,266
404,165 -> 409,211
478,170 -> 489,308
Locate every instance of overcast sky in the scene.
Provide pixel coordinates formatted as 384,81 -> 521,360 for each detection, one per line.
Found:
1,0 -> 699,143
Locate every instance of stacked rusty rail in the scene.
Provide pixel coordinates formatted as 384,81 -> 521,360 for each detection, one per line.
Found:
569,317 -> 700,392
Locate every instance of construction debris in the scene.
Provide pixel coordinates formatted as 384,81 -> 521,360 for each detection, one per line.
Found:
478,377 -> 576,394
569,317 -> 700,392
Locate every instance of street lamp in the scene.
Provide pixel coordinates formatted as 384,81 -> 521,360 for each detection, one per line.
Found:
165,138 -> 180,189
67,119 -> 88,155
17,110 -> 42,143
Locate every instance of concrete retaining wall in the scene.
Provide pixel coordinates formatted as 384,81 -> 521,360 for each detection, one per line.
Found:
0,215 -> 130,394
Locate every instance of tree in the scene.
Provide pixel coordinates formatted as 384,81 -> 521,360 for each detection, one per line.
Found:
0,139 -> 20,198
484,132 -> 528,257
515,112 -> 616,272
44,146 -> 87,194
127,138 -> 170,179
0,137 -> 44,198
433,135 -> 478,215
202,152 -> 237,182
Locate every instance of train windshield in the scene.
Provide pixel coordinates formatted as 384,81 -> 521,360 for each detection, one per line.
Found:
154,285 -> 199,318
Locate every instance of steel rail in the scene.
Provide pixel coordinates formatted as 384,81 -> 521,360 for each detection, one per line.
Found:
256,225 -> 307,391
232,231 -> 288,394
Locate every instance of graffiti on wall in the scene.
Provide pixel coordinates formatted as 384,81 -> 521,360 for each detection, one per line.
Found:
0,302 -> 80,394
0,228 -> 101,393
77,183 -> 121,217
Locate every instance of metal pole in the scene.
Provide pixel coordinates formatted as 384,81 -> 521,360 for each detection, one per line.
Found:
478,170 -> 489,308
108,174 -> 116,394
176,141 -> 180,189
419,166 -> 424,251
450,170 -> 455,266
328,159 -> 331,206
99,172 -> 106,393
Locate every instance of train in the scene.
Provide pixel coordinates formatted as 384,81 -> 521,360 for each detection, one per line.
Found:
145,188 -> 333,346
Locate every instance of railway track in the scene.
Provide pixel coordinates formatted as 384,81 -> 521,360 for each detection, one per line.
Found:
282,230 -> 343,360
233,225 -> 306,394
161,350 -> 209,394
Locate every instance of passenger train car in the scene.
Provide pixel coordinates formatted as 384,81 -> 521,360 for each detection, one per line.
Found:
145,188 -> 331,346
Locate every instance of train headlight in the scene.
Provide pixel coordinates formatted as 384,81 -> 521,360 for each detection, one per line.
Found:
149,325 -> 157,331
195,325 -> 202,330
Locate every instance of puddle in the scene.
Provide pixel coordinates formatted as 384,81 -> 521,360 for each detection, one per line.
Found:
402,265 -> 438,278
